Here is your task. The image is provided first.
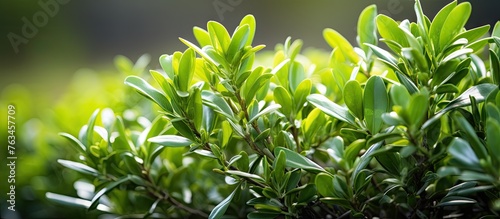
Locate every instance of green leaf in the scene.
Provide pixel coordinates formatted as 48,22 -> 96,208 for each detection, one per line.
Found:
201,90 -> 236,121
125,76 -> 171,112
344,80 -> 364,120
239,15 -> 256,47
435,84 -> 459,94
59,133 -> 87,154
486,118 -> 500,165
407,92 -> 429,127
365,44 -> 398,70
344,139 -> 366,165
390,84 -> 410,107
489,50 -> 500,86
423,83 -> 497,129
46,193 -> 111,212
439,2 -> 471,50
429,1 -> 456,53
207,21 -> 231,53
441,48 -> 473,63
193,26 -> 211,47
294,79 -> 312,112
448,137 -> 480,169
226,24 -> 250,61
307,94 -> 357,126
273,86 -> 292,117
273,150 -> 286,181
247,212 -> 280,219
452,25 -> 490,44
244,73 -> 273,102
249,104 -> 281,124
357,5 -> 378,54
148,135 -> 194,147
364,76 -> 388,134
225,170 -> 265,184
121,152 -> 142,175
315,173 -> 335,197
437,196 -> 476,207
274,147 -> 325,174
376,14 -> 409,53
89,176 -> 131,211
187,87 -> 203,131
159,54 -> 175,80
323,28 -> 359,64
58,159 -> 99,176
177,48 -> 196,92
452,113 -> 488,160
209,186 -> 239,219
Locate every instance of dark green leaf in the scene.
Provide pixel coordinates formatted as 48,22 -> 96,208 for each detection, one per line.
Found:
344,80 -> 364,120
89,176 -> 131,211
209,186 -> 239,219
274,147 -> 325,173
364,76 -> 388,134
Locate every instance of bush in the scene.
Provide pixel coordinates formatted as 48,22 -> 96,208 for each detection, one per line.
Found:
49,0 -> 500,218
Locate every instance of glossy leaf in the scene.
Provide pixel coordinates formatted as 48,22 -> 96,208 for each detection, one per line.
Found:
324,28 -> 359,64
344,80 -> 364,120
209,186 -> 239,219
177,48 -> 196,92
201,90 -> 236,121
58,160 -> 99,176
364,76 -> 388,134
439,2 -> 471,50
89,176 -> 132,210
307,94 -> 357,126
357,5 -> 378,53
274,147 -> 325,173
148,135 -> 194,147
125,76 -> 171,112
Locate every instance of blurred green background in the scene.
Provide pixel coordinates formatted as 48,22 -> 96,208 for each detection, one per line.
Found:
1,0 -> 499,218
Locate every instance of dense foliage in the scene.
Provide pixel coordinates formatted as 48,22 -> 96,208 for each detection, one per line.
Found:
49,1 -> 500,218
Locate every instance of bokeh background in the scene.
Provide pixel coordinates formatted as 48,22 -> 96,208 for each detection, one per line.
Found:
1,0 -> 499,218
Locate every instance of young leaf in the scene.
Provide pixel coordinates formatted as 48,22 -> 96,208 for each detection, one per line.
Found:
357,5 -> 378,54
376,14 -> 409,53
439,2 -> 471,50
429,1 -> 457,53
177,48 -> 196,92
248,104 -> 281,124
364,76 -> 388,134
226,24 -> 250,61
193,26 -> 212,47
239,15 -> 256,47
208,21 -> 231,53
315,173 -> 335,197
323,28 -> 360,64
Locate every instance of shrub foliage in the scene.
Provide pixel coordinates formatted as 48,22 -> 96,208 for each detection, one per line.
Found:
49,1 -> 500,218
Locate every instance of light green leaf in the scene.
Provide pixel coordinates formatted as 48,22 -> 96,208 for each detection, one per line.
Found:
193,26 -> 211,47
376,14 -> 409,53
439,2 -> 471,50
294,79 -> 312,112
226,24 -> 250,61
274,147 -> 325,174
273,86 -> 292,117
429,1 -> 456,53
307,94 -> 357,126
148,135 -> 194,147
177,48 -> 196,92
125,76 -> 171,112
239,15 -> 256,47
344,80 -> 364,120
207,21 -> 231,53
46,193 -> 111,212
357,5 -> 378,54
324,28 -> 359,64
59,133 -> 87,154
452,25 -> 490,44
